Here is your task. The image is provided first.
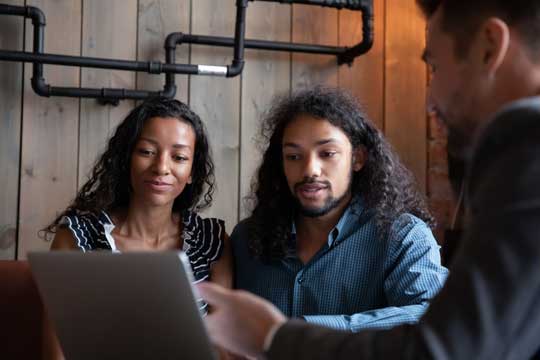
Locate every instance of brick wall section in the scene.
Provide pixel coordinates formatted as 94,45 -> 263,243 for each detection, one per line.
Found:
427,113 -> 457,245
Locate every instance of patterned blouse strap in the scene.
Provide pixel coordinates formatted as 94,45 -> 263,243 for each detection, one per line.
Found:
181,211 -> 225,281
59,211 -> 113,252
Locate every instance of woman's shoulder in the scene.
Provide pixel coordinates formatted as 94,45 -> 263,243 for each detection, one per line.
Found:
60,210 -> 112,231
182,211 -> 225,248
182,211 -> 225,238
62,209 -> 112,224
182,211 -> 226,280
59,210 -> 113,250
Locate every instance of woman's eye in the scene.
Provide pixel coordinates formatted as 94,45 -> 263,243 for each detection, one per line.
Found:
138,149 -> 154,156
174,155 -> 189,162
285,154 -> 300,161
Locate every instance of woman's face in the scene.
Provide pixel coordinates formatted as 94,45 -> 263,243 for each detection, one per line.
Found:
130,116 -> 196,208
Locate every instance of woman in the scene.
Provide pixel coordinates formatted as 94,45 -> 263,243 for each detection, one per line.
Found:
45,97 -> 231,287
42,97 -> 232,359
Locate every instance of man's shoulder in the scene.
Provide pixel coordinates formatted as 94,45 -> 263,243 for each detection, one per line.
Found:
495,96 -> 540,118
389,213 -> 430,237
469,97 -> 540,212
230,217 -> 253,243
473,97 -> 540,166
383,213 -> 436,253
481,97 -> 540,147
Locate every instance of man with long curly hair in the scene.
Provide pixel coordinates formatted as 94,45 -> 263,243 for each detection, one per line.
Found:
230,86 -> 448,332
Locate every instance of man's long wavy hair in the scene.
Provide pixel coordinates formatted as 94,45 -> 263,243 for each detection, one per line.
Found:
246,87 -> 434,261
43,97 -> 215,237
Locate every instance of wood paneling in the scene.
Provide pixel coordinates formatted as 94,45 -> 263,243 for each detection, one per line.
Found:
18,0 -> 82,258
190,0 -> 240,230
78,0 -> 137,186
384,0 -> 427,192
338,0 -> 385,130
137,0 -> 190,103
0,0 -> 24,260
292,4 -> 338,89
239,2 -> 291,219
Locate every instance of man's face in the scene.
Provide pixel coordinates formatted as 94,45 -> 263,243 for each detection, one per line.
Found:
281,115 -> 364,218
424,8 -> 489,162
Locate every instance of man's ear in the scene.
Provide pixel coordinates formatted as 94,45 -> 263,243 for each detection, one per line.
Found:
352,146 -> 367,172
479,17 -> 510,76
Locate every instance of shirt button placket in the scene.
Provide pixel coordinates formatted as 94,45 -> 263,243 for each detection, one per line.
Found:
292,270 -> 305,317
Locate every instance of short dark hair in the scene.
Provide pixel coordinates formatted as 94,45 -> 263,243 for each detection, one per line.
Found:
417,0 -> 540,58
44,97 -> 215,236
246,86 -> 434,261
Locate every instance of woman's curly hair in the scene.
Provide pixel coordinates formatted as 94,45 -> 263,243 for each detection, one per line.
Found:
43,97 -> 215,236
246,86 -> 434,261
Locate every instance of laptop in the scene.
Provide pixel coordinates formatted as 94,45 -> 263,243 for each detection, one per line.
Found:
28,251 -> 216,360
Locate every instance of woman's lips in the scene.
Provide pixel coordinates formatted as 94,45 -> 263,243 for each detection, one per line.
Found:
144,180 -> 172,192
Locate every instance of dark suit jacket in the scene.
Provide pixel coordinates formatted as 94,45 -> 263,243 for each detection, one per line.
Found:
267,98 -> 540,360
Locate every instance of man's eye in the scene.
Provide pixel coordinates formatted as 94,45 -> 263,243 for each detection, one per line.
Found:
322,151 -> 337,158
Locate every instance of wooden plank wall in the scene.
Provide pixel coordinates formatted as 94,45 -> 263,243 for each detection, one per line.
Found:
137,0 -> 190,103
0,0 -> 23,260
190,0 -> 241,227
384,1 -> 427,191
0,0 -> 445,259
19,0 -> 82,258
240,2 -> 291,218
79,0 -> 137,186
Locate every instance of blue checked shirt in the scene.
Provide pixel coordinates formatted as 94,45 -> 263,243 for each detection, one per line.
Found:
232,198 -> 449,332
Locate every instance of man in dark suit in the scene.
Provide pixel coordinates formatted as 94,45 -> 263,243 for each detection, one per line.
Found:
198,0 -> 540,358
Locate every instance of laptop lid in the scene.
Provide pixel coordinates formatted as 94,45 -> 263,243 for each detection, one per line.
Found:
28,251 -> 216,360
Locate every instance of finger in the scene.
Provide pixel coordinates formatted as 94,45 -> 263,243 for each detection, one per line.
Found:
202,313 -> 218,338
203,316 -> 231,351
196,282 -> 230,305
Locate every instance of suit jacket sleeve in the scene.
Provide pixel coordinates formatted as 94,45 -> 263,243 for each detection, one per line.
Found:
267,99 -> 540,360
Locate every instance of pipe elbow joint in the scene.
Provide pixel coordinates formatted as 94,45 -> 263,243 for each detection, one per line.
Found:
227,60 -> 244,78
165,32 -> 184,50
160,83 -> 177,98
26,6 -> 46,26
31,77 -> 50,97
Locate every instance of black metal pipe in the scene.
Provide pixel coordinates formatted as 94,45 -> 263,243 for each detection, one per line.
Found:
228,0 -> 248,77
0,0 -> 374,103
177,34 -> 345,55
28,83 -> 170,103
251,0 -> 366,10
0,50 -> 200,74
21,6 -> 48,97
163,35 -> 177,99
0,3 -> 181,103
26,5 -> 45,25
337,2 -> 373,65
0,3 -> 23,15
163,1 -> 250,79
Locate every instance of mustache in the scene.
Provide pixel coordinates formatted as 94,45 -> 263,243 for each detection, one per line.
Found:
293,178 -> 331,191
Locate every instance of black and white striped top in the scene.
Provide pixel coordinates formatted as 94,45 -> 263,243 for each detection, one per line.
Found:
60,210 -> 225,283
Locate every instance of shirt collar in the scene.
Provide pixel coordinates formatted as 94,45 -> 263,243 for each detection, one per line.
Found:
290,195 -> 365,248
